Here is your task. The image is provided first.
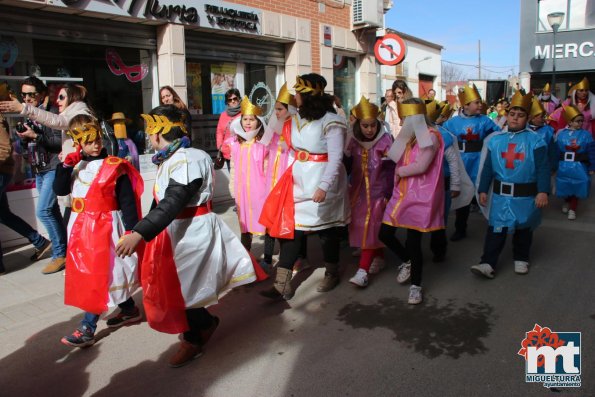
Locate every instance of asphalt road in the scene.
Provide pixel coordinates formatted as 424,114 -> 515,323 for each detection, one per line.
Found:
0,191 -> 593,397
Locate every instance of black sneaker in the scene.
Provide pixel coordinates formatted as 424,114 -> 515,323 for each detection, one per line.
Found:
106,306 -> 142,328
30,239 -> 52,262
61,326 -> 95,347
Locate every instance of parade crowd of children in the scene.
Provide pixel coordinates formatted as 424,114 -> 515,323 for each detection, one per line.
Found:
1,74 -> 594,369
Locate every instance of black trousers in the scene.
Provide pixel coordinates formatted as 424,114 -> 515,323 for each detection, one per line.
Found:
379,224 -> 424,286
480,226 -> 533,268
429,229 -> 447,258
277,227 -> 339,270
184,308 -> 215,345
454,204 -> 470,233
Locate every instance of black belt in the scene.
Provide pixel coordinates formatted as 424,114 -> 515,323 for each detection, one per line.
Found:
560,152 -> 589,163
458,140 -> 483,152
493,179 -> 537,197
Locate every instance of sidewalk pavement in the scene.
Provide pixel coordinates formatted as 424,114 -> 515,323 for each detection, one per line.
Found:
0,192 -> 593,396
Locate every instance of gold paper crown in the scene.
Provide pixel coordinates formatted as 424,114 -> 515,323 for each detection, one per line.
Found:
352,96 -> 379,120
439,101 -> 454,119
293,76 -> 323,96
67,123 -> 100,145
140,114 -> 187,136
572,77 -> 590,91
458,84 -> 481,105
509,91 -> 533,113
562,105 -> 582,123
529,98 -> 546,119
276,83 -> 297,107
397,102 -> 427,118
425,101 -> 441,122
240,96 -> 263,116
542,82 -> 551,92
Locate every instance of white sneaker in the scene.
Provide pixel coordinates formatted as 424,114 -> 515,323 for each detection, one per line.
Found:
368,257 -> 385,274
514,260 -> 529,275
562,204 -> 569,214
396,261 -> 411,284
351,248 -> 362,257
349,269 -> 368,287
567,210 -> 576,220
408,285 -> 423,305
470,263 -> 495,279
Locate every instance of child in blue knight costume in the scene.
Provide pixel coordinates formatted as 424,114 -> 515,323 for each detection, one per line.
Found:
528,98 -> 557,173
443,84 -> 499,241
554,105 -> 595,220
471,91 -> 550,279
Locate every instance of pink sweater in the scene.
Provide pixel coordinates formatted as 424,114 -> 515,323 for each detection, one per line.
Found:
216,111 -> 241,160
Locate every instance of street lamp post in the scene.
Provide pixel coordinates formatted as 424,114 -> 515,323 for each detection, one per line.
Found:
547,12 -> 565,96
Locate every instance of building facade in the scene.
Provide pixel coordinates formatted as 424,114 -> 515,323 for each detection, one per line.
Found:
0,0 -> 393,246
519,0 -> 595,97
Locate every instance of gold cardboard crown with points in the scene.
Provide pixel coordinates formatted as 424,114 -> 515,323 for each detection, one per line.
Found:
240,96 -> 263,116
276,83 -> 297,107
425,101 -> 441,122
439,101 -> 454,119
140,114 -> 187,136
397,102 -> 427,118
458,84 -> 481,105
562,104 -> 582,123
67,123 -> 100,145
542,82 -> 551,93
509,91 -> 533,113
293,76 -> 323,96
353,96 -> 379,120
529,98 -> 546,119
572,77 -> 590,91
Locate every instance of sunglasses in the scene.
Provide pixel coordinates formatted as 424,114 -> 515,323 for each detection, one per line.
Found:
21,92 -> 38,98
227,97 -> 239,103
58,94 -> 67,101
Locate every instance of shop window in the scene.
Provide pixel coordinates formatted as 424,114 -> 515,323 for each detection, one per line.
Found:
333,54 -> 357,112
537,0 -> 595,32
245,64 -> 277,120
0,36 -> 154,190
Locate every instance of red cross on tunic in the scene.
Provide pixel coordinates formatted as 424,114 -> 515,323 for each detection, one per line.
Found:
501,143 -> 525,169
461,127 -> 480,141
565,139 -> 580,152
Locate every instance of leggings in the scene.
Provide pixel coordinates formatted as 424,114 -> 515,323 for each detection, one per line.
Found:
277,227 -> 340,270
379,224 -> 424,286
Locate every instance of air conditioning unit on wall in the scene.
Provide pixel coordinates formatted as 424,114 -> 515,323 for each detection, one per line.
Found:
353,0 -> 383,29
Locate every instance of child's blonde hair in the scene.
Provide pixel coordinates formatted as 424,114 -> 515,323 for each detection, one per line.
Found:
67,114 -> 101,145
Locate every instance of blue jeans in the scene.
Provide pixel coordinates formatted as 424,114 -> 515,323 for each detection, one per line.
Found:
35,170 -> 66,258
81,297 -> 136,333
0,173 -> 47,269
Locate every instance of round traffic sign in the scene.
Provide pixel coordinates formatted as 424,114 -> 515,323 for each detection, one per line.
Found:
374,33 -> 407,66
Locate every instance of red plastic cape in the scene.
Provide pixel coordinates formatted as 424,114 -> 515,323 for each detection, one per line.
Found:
64,157 -> 144,315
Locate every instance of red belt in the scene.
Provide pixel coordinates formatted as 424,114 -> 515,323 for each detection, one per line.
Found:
176,203 -> 211,219
295,149 -> 328,162
71,197 -> 118,213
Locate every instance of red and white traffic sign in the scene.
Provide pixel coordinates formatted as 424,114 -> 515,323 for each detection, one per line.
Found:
374,33 -> 407,66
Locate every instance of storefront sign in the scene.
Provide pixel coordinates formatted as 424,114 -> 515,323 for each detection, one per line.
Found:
205,4 -> 260,33
535,41 -> 595,60
374,33 -> 407,66
53,0 -> 262,34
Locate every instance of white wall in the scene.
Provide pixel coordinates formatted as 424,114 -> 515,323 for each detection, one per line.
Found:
402,41 -> 442,99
